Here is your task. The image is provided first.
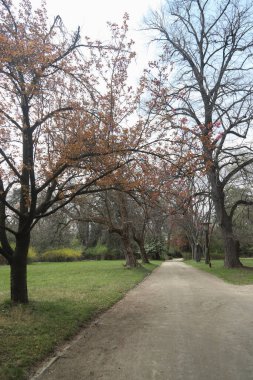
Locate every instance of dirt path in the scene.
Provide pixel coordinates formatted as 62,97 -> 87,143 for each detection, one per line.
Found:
31,261 -> 253,380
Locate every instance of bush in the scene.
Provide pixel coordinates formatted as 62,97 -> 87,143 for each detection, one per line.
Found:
27,246 -> 38,263
209,233 -> 224,254
209,251 -> 224,260
240,245 -> 253,257
145,239 -> 168,260
83,244 -> 117,260
171,250 -> 183,258
40,248 -> 82,262
181,251 -> 192,260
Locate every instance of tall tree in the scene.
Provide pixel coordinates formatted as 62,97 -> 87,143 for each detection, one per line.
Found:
145,0 -> 253,267
0,1 -> 145,302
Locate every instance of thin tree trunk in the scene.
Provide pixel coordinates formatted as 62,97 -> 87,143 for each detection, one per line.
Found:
191,244 -> 195,260
204,229 -> 211,265
195,244 -> 202,262
138,240 -> 149,264
192,242 -> 198,261
10,234 -> 30,304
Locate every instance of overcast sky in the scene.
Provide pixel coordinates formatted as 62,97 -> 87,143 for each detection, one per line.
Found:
30,0 -> 163,76
38,0 -> 162,35
29,1 -> 163,43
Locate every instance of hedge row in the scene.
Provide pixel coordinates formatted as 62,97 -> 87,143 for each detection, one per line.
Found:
40,248 -> 82,262
0,245 -> 121,264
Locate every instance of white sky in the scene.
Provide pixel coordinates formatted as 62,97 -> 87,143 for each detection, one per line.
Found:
30,0 -> 163,77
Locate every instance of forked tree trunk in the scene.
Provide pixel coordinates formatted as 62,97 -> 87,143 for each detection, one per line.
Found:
138,240 -> 149,264
122,234 -> 138,268
11,234 -> 30,304
133,233 -> 149,264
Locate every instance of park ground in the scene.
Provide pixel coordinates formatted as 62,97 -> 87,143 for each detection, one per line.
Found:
32,259 -> 253,380
0,261 -> 159,380
1,259 -> 253,379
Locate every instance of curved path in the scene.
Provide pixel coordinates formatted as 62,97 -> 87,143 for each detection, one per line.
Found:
32,261 -> 253,380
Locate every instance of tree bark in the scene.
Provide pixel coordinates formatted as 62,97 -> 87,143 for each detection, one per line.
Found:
10,234 -> 30,304
132,232 -> 149,264
204,230 -> 211,265
138,239 -> 149,264
191,244 -> 195,260
195,244 -> 202,262
117,191 -> 138,268
190,241 -> 197,261
221,224 -> 242,268
208,171 -> 242,268
122,233 -> 138,268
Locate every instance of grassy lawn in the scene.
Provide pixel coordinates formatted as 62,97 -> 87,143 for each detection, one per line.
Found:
0,260 -> 159,380
185,258 -> 253,285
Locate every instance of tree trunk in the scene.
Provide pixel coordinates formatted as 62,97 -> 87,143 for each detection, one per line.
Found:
166,227 -> 172,258
221,223 -> 242,268
10,234 -> 30,304
208,170 -> 242,268
138,240 -> 149,264
122,234 -> 138,268
195,244 -> 202,262
116,191 -> 138,268
190,242 -> 195,260
203,229 -> 211,265
192,242 -> 200,261
193,244 -> 196,260
133,233 -> 150,264
204,246 -> 211,265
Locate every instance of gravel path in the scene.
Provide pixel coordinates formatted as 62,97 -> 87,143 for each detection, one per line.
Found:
31,261 -> 253,380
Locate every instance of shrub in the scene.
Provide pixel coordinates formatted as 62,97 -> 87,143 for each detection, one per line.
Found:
240,245 -> 253,257
27,246 -> 38,263
83,244 -> 117,260
181,251 -> 192,260
70,238 -> 83,250
209,251 -> 224,260
40,248 -> 82,262
171,250 -> 183,258
145,239 -> 167,260
209,234 -> 224,254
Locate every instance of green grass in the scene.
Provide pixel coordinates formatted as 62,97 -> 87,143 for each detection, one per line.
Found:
0,260 -> 159,380
185,258 -> 253,285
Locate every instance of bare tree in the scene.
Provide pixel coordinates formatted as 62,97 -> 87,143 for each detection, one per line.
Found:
145,0 -> 253,267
